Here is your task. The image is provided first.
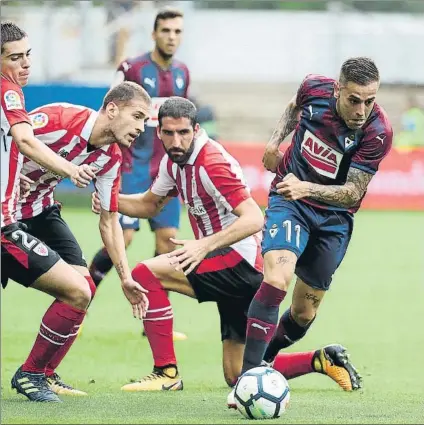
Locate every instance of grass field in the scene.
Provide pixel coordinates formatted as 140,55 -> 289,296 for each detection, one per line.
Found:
1,207 -> 423,424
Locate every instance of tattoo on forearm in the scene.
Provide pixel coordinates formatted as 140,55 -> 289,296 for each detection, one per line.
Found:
115,261 -> 125,279
308,168 -> 373,208
276,255 -> 296,266
269,103 -> 300,148
304,292 -> 321,308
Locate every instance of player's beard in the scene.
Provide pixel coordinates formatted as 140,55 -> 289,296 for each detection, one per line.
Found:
157,46 -> 173,62
165,141 -> 195,165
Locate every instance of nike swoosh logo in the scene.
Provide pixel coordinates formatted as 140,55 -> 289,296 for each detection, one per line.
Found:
162,381 -> 182,391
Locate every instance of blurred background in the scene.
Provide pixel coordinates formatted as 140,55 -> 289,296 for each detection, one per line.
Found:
2,0 -> 423,210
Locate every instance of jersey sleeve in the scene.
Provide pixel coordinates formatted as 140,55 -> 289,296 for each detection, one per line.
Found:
113,59 -> 136,86
350,131 -> 392,175
150,155 -> 179,197
184,66 -> 191,98
200,159 -> 251,212
350,121 -> 393,175
1,85 -> 30,128
94,150 -> 122,212
296,74 -> 333,107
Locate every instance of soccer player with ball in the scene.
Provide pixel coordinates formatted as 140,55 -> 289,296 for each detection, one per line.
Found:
230,57 -> 392,413
92,97 -> 361,397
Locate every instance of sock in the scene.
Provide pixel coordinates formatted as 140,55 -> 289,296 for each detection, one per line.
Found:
242,282 -> 286,374
264,308 -> 315,363
22,300 -> 86,374
132,263 -> 176,368
45,277 -> 95,376
272,351 -> 315,379
89,247 -> 113,287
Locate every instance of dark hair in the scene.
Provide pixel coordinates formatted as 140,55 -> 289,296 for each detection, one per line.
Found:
158,97 -> 197,128
339,57 -> 380,86
154,7 -> 183,31
102,81 -> 151,110
1,21 -> 27,54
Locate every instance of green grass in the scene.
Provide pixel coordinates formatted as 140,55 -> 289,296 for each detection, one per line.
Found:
1,208 -> 423,424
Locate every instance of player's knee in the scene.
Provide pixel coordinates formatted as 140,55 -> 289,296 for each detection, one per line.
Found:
290,305 -> 316,327
132,262 -> 164,292
265,273 -> 292,292
224,371 -> 239,388
66,279 -> 91,310
85,276 -> 96,300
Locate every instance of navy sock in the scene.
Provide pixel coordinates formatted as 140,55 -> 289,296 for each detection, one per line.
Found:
89,247 -> 114,287
242,282 -> 287,374
264,308 -> 315,363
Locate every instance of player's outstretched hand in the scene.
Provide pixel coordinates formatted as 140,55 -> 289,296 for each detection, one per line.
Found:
91,191 -> 101,214
121,278 -> 149,320
276,173 -> 310,200
168,237 -> 210,275
71,164 -> 97,188
18,174 -> 33,199
262,145 -> 283,173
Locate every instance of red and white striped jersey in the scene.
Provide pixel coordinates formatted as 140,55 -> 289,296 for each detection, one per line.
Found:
151,130 -> 263,272
1,77 -> 30,228
16,103 -> 122,220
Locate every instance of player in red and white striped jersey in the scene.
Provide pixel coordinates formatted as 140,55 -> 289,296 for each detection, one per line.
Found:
13,82 -> 152,396
1,21 -> 102,403
92,97 -> 264,391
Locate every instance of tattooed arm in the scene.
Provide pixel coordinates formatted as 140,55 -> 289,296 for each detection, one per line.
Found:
276,167 -> 373,209
99,209 -> 148,318
307,167 -> 373,208
263,95 -> 301,172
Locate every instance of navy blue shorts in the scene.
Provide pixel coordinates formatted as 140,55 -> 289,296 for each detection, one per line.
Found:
119,169 -> 180,231
262,196 -> 354,290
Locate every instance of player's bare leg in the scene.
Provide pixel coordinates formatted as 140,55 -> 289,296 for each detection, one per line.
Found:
12,261 -> 91,402
223,339 -> 244,409
241,249 -> 296,373
265,278 -> 362,391
121,254 -> 195,391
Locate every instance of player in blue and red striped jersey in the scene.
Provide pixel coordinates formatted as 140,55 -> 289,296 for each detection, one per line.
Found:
228,57 -> 392,406
89,8 -> 189,340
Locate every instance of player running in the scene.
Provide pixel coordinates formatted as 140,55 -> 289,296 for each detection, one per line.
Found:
1,21 -> 100,403
89,9 -> 189,342
228,57 -> 391,405
13,82 -> 151,397
92,97 -> 361,393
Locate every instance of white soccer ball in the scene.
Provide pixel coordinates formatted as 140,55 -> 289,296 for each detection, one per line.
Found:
234,366 -> 290,420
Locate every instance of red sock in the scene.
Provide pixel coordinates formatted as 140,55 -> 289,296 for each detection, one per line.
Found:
273,351 -> 315,380
45,277 -> 95,376
132,263 -> 176,367
22,300 -> 86,374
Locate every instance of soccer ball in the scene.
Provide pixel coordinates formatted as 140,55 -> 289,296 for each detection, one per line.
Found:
234,366 -> 290,420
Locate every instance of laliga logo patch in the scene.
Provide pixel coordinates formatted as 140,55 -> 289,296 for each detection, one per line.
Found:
4,90 -> 23,110
269,224 -> 279,238
30,112 -> 49,129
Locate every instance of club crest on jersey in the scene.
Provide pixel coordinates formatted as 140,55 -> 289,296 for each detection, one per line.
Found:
4,90 -> 23,110
33,243 -> 49,256
344,135 -> 355,150
175,76 -> 184,90
30,112 -> 49,129
269,224 -> 279,238
301,130 -> 342,179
